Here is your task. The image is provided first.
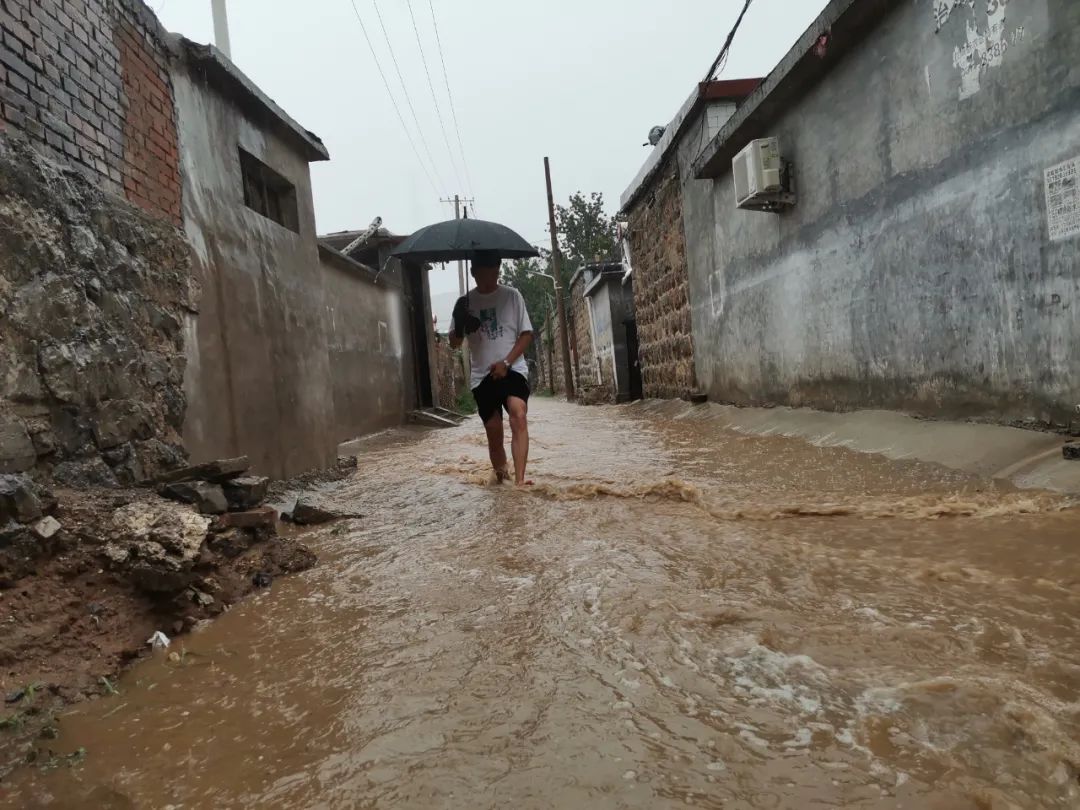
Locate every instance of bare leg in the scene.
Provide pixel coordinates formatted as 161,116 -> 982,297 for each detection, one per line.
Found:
506,396 -> 530,485
483,413 -> 510,482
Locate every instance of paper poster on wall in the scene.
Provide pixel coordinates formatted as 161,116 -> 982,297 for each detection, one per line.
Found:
1045,156 -> 1080,242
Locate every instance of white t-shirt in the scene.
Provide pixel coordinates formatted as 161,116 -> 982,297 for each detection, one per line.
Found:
454,285 -> 533,389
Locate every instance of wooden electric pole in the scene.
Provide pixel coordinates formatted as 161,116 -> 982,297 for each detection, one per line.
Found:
454,195 -> 463,296
545,157 -> 574,400
440,194 -> 474,296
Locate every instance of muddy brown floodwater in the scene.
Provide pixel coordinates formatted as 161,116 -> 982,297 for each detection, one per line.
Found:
4,399 -> 1080,809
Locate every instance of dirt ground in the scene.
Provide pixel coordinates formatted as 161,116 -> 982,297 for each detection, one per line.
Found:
0,486 -> 317,777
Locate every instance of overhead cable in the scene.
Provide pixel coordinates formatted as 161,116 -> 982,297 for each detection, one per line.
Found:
370,0 -> 448,192
347,0 -> 442,197
427,0 -> 476,204
405,0 -> 466,194
702,0 -> 754,83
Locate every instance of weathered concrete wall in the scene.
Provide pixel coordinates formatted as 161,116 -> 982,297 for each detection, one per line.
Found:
0,137 -> 192,484
684,0 -> 1080,426
172,66 -> 337,479
625,165 -> 697,399
318,248 -> 415,441
587,277 -> 637,403
0,0 -> 181,223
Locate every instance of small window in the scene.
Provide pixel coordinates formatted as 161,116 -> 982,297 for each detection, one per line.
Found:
239,147 -> 299,232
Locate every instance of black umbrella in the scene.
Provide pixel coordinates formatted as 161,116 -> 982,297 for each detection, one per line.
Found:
389,218 -> 539,263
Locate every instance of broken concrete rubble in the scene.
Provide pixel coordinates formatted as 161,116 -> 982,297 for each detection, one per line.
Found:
31,516 -> 62,540
213,506 -> 277,531
223,476 -> 270,510
156,456 -> 250,485
104,501 -> 212,592
160,481 -> 229,515
285,498 -> 360,529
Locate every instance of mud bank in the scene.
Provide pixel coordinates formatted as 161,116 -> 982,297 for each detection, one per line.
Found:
0,485 -> 317,778
625,400 -> 1080,494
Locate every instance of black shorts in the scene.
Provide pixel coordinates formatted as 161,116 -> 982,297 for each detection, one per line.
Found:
473,371 -> 531,424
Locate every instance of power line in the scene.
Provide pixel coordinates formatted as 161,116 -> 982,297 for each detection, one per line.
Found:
347,0 -> 441,197
428,0 -> 476,204
370,0 -> 448,193
702,0 -> 754,83
405,0 -> 465,194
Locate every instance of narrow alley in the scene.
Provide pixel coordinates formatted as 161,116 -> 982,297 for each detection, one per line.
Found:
8,399 -> 1079,809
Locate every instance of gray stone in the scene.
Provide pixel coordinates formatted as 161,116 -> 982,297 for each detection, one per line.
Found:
0,421 -> 35,473
24,418 -> 57,458
85,276 -> 103,304
161,481 -> 228,515
0,474 -> 42,523
133,439 -> 186,482
213,506 -> 277,531
69,225 -> 100,264
287,498 -> 354,526
31,516 -> 61,540
92,399 -> 152,449
50,408 -> 95,456
102,444 -> 132,466
52,457 -> 119,488
223,476 -> 270,510
156,456 -> 250,485
1064,443 -> 1080,461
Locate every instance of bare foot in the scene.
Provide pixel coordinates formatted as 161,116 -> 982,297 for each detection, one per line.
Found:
495,468 -> 512,484
515,479 -> 534,487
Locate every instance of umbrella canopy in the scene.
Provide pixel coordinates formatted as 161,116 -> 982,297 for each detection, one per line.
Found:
389,218 -> 539,263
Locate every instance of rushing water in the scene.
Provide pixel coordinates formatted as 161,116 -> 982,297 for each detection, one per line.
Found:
5,399 -> 1080,809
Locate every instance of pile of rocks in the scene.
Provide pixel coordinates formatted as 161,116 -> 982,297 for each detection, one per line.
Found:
0,474 -> 64,587
0,453 -> 336,605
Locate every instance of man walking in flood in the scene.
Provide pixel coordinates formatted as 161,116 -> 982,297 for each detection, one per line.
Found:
450,251 -> 534,485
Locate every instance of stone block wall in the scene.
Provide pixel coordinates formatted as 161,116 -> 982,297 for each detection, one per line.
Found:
0,137 -> 193,485
0,0 -> 181,224
568,273 -> 601,401
0,1 -> 192,485
626,165 -> 697,400
433,340 -> 466,410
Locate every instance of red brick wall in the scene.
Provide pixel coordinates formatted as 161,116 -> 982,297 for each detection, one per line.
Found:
0,0 -> 180,224
115,19 -> 180,222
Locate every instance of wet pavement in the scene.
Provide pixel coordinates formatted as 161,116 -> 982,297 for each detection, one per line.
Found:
4,398 -> 1080,809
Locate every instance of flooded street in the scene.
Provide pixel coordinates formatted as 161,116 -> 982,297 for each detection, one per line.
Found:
5,398 -> 1080,809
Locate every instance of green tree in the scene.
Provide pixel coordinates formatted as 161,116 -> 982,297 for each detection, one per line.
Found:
503,255 -> 555,349
501,190 -> 618,359
554,191 -> 618,278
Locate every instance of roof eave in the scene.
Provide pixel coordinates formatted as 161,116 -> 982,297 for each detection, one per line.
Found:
175,39 -> 330,162
692,0 -> 903,179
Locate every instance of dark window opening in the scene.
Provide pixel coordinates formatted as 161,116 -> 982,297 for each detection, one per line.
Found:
239,147 -> 299,232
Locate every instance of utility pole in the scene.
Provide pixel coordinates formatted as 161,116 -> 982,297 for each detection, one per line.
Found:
212,0 -> 232,59
440,194 -> 474,296
544,157 -> 575,400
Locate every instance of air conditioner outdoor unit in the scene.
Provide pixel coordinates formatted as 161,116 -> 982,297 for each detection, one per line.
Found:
732,137 -> 795,212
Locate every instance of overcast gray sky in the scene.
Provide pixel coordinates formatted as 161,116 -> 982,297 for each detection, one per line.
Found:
156,0 -> 828,297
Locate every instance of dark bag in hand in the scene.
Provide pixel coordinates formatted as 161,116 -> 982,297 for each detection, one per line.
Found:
452,296 -> 482,336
